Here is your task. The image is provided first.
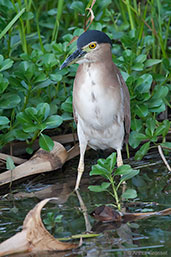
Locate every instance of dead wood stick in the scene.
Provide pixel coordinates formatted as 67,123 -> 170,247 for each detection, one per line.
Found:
0,142 -> 68,186
67,143 -> 80,161
158,145 -> 171,172
0,153 -> 26,165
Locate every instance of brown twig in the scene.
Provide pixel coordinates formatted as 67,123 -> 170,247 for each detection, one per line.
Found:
84,0 -> 96,31
158,145 -> 171,172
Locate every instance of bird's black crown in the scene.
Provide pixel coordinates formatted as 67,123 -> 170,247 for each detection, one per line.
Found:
77,30 -> 112,49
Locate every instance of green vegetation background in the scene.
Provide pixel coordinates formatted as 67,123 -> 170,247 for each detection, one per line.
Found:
0,0 -> 170,159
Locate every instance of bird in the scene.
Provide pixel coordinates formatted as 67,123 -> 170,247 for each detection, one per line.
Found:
60,30 -> 130,190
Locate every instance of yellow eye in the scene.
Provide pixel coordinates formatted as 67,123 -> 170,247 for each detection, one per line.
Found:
89,43 -> 97,49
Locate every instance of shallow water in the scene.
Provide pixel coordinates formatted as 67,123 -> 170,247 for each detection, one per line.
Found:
0,150 -> 170,256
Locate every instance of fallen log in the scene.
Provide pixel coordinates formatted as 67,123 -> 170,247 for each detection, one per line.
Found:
0,142 -> 68,186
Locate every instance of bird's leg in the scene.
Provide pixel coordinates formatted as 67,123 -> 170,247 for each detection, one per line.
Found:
117,149 -> 126,194
116,149 -> 123,167
75,142 -> 87,190
75,190 -> 92,232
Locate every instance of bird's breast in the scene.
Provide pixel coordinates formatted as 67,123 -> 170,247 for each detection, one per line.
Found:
73,63 -> 122,130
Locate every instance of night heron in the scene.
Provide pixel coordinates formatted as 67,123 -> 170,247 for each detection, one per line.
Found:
60,30 -> 130,190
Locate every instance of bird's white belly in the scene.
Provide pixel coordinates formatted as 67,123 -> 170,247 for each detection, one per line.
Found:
74,67 -> 124,150
77,115 -> 124,150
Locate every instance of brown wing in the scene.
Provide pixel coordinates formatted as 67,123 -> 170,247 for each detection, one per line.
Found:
115,65 -> 131,144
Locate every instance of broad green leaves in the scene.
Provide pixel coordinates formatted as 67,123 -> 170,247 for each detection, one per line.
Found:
39,134 -> 54,152
0,0 -> 170,162
61,96 -> 73,113
0,55 -> 14,94
0,93 -> 21,109
0,49 -> 68,150
0,116 -> 10,125
115,165 -> 139,182
0,74 -> 8,94
16,103 -> 63,151
88,182 -> 110,192
145,59 -> 162,68
129,118 -> 171,160
90,153 -> 116,179
122,189 -> 137,199
89,153 -> 139,209
0,55 -> 13,72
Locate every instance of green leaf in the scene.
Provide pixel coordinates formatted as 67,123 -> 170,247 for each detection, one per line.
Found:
37,103 -> 50,120
70,1 -> 85,12
6,157 -> 15,170
135,74 -> 152,93
132,62 -> 144,71
95,153 -> 116,174
50,73 -> 62,82
145,118 -> 156,137
160,142 -> 171,150
152,86 -> 169,99
122,189 -> 137,199
34,73 -> 47,83
135,141 -> 150,160
90,164 -> 110,179
162,58 -> 170,71
0,116 -> 10,125
145,59 -> 162,68
17,112 -> 33,125
0,57 -> 13,72
41,53 -> 58,68
88,182 -> 110,192
39,134 -> 54,152
147,97 -> 162,109
0,74 -> 9,93
24,107 -> 38,121
129,131 -> 148,148
154,124 -> 167,137
17,61 -> 35,80
135,104 -> 148,117
90,153 -> 117,179
45,115 -> 63,129
61,112 -> 73,121
148,102 -> 166,113
135,54 -> 146,63
107,152 -> 117,172
0,93 -> 21,109
120,170 -> 139,184
131,119 -> 143,132
14,129 -> 30,140
160,120 -> 170,137
22,11 -> 34,20
114,165 -> 136,176
61,96 -> 73,113
23,124 -> 39,133
26,147 -> 33,154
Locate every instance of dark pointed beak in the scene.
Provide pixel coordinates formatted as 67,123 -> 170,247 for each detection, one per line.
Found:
60,49 -> 86,70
